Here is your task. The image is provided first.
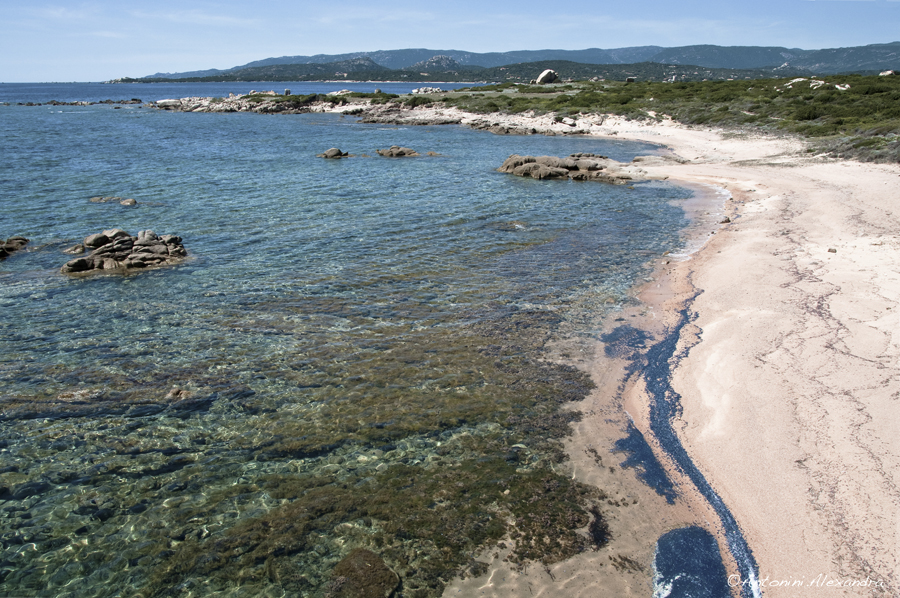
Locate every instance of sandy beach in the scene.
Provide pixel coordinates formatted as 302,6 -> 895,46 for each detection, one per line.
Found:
395,106 -> 900,596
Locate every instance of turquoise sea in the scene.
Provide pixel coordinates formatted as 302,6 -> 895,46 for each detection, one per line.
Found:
0,82 -> 694,597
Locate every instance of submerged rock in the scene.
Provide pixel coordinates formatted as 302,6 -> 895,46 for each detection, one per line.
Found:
376,145 -> 420,157
0,236 -> 28,259
498,153 -> 659,185
328,548 -> 399,598
89,195 -> 138,206
60,229 -> 187,275
318,148 -> 350,158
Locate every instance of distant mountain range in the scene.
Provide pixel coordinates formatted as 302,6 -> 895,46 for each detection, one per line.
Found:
145,42 -> 900,79
123,58 -> 806,85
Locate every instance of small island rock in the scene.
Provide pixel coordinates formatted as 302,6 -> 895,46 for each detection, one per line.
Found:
318,148 -> 350,159
0,236 -> 28,259
61,230 -> 187,275
376,145 -> 420,157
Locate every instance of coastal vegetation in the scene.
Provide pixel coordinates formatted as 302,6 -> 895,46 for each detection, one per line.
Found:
243,91 -> 399,107
430,74 -> 900,162
191,73 -> 900,163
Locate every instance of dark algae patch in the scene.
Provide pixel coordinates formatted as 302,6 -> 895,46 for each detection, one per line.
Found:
135,314 -> 602,597
637,305 -> 761,598
328,548 -> 400,598
653,527 -> 730,598
0,306 -> 607,598
614,423 -> 679,504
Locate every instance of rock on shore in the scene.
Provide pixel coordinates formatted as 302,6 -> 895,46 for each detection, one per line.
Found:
60,229 -> 187,274
498,153 -> 658,184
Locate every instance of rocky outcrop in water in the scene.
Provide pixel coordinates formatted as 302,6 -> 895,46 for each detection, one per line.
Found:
60,229 -> 187,274
498,153 -> 656,184
1,236 -> 28,259
153,94 -> 366,116
376,146 -> 420,157
90,195 -> 138,206
317,148 -> 350,158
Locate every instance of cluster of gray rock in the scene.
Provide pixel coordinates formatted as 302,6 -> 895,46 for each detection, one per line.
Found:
317,148 -> 352,159
60,229 -> 187,274
376,146 -> 421,157
469,120 -> 538,135
90,195 -> 138,206
154,95 -> 359,115
411,87 -> 443,94
1,236 -> 28,260
317,146 -> 441,158
498,153 -> 654,184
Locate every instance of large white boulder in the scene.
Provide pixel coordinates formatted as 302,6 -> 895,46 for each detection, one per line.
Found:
536,69 -> 559,84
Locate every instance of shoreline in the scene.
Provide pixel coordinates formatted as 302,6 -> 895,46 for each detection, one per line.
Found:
615,123 -> 899,597
54,95 -> 898,594
391,105 -> 898,595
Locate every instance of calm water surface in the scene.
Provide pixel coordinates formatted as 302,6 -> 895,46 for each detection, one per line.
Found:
0,83 -> 692,597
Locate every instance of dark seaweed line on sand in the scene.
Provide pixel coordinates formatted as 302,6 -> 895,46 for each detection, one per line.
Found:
643,294 -> 761,598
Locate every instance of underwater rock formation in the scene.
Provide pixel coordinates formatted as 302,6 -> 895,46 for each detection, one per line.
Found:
376,146 -> 420,157
328,549 -> 399,598
0,236 -> 28,259
318,148 -> 350,158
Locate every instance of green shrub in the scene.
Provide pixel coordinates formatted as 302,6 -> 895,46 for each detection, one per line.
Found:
795,105 -> 824,121
403,95 -> 434,108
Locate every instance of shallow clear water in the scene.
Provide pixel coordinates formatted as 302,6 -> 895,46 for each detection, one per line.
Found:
0,86 -> 692,597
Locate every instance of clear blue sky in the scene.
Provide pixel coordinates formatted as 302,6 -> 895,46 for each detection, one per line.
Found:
2,0 -> 898,81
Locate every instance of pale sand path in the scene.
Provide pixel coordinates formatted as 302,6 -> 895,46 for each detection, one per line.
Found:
439,111 -> 898,597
